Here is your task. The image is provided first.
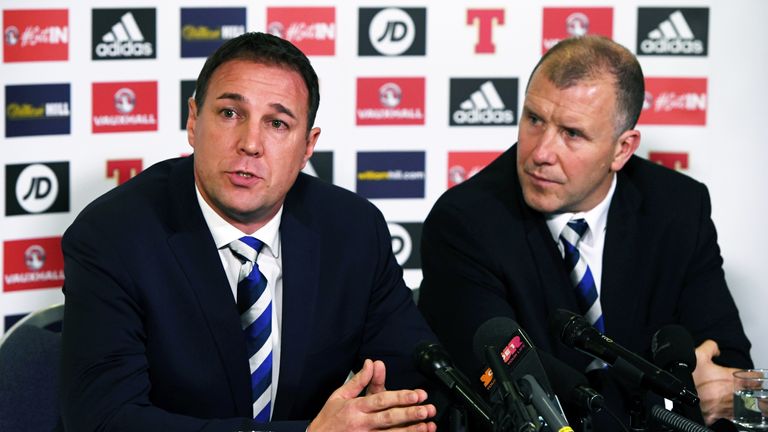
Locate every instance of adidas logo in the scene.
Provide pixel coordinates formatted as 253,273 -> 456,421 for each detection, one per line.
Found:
452,80 -> 514,125
95,12 -> 153,58
640,10 -> 704,55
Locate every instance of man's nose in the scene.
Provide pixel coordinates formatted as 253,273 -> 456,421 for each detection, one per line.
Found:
531,130 -> 558,165
239,121 -> 264,156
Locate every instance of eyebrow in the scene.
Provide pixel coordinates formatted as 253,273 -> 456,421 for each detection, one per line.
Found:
521,104 -> 538,118
214,93 -> 297,120
216,92 -> 246,103
269,102 -> 296,120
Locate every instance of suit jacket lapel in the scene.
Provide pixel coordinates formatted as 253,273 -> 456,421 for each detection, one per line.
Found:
601,168 -> 643,343
165,157 -> 252,416
509,146 -> 581,322
272,197 -> 321,419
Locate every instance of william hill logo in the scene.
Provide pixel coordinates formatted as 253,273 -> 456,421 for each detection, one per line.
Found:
180,8 -> 246,58
356,152 -> 425,199
92,9 -> 156,60
182,24 -> 243,41
5,83 -> 70,137
6,102 -> 68,119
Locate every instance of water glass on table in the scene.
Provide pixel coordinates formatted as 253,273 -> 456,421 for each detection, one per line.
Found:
733,369 -> 768,431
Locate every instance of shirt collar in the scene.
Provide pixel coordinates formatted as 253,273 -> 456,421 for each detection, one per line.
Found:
195,185 -> 282,258
545,173 -> 617,244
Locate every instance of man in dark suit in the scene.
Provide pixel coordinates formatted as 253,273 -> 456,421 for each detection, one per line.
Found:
419,35 -> 752,429
61,32 -> 437,432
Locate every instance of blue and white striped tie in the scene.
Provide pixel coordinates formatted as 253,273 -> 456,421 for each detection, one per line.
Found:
560,219 -> 605,334
229,236 -> 272,423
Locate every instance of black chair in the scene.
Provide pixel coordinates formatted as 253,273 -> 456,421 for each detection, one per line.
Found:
0,303 -> 64,431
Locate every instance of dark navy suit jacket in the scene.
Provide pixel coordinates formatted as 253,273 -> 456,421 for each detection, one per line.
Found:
419,144 -> 752,429
61,156 -> 436,431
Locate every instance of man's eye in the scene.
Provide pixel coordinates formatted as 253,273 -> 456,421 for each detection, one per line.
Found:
221,109 -> 236,118
271,119 -> 285,129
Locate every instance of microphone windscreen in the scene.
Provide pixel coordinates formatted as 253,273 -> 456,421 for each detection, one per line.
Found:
413,341 -> 453,377
651,325 -> 697,370
472,316 -> 518,362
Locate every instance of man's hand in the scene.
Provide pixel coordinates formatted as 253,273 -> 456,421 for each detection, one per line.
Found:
692,339 -> 740,425
307,359 -> 437,432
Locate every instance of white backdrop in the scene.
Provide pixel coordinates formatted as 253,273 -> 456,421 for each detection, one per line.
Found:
1,0 -> 766,366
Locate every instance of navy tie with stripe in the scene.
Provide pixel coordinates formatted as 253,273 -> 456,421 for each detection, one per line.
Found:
229,236 -> 272,423
560,219 -> 605,333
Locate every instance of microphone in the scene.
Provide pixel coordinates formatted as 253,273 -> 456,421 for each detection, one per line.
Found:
413,341 -> 495,428
552,309 -> 699,407
474,317 -> 572,432
473,317 -> 553,395
652,325 -> 705,425
518,374 -> 573,432
538,350 -> 605,414
482,344 -> 538,431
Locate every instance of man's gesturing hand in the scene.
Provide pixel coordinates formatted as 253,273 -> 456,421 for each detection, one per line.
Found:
308,359 -> 437,432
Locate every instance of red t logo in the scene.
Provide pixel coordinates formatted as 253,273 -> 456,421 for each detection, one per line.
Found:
107,159 -> 143,185
467,9 -> 504,54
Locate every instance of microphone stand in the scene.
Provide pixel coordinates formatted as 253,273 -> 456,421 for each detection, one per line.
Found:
629,393 -> 649,432
483,346 -> 538,432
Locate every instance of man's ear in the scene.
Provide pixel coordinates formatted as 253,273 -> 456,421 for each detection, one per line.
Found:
610,129 -> 641,172
300,127 -> 321,169
186,97 -> 197,149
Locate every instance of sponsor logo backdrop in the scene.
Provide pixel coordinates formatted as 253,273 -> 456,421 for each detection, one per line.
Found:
2,1 -> 767,366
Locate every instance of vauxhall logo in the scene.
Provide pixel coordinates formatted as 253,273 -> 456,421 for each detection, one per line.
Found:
358,7 -> 426,56
3,236 -> 66,292
637,8 -> 709,56
93,9 -> 156,60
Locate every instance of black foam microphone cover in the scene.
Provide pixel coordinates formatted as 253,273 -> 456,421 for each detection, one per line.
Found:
651,325 -> 705,425
651,324 -> 697,372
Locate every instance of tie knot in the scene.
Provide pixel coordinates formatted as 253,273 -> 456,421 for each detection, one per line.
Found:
229,236 -> 264,264
567,218 -> 589,238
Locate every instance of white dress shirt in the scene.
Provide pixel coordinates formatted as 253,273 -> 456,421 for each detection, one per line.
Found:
545,174 -> 617,295
196,186 -> 282,416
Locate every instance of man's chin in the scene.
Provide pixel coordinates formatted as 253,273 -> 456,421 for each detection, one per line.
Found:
522,191 -> 562,214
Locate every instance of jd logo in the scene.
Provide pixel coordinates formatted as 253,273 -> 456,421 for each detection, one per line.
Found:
370,8 -> 414,55
359,8 -> 425,56
6,162 -> 69,215
16,164 -> 59,213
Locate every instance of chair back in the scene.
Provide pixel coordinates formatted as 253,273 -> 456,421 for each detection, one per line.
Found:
0,303 -> 64,431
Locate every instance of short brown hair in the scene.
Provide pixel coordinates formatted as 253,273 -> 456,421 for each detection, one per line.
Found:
194,32 -> 320,133
527,35 -> 644,136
